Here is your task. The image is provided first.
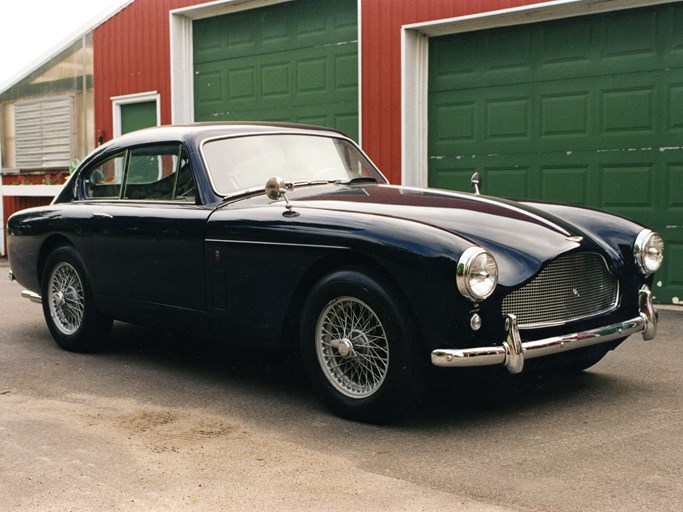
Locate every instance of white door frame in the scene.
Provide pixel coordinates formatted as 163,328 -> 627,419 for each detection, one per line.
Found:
111,91 -> 161,138
401,0 -> 681,188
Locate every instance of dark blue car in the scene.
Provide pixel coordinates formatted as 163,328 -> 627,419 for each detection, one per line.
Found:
7,123 -> 663,422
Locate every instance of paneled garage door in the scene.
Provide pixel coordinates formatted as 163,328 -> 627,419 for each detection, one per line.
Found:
428,3 -> 683,304
193,0 -> 358,140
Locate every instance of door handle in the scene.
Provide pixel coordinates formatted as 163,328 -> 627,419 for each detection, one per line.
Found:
92,211 -> 113,219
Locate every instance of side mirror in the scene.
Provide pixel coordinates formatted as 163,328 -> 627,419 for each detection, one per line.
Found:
265,176 -> 298,217
265,176 -> 286,200
471,172 -> 482,195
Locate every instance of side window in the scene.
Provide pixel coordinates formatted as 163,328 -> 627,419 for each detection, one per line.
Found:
124,144 -> 179,200
82,153 -> 125,199
80,144 -> 196,202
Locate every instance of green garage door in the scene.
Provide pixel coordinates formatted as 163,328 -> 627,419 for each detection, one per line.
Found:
193,0 -> 358,140
428,3 -> 683,304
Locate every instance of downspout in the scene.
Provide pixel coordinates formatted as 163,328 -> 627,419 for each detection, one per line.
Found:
0,102 -> 5,257
82,34 -> 88,159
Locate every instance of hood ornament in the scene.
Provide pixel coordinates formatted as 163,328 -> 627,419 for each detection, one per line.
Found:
470,172 -> 482,195
566,236 -> 583,243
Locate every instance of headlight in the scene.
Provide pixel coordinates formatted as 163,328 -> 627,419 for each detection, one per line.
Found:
634,229 -> 664,274
457,246 -> 498,301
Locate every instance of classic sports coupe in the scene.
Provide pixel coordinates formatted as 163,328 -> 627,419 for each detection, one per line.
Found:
7,123 -> 663,422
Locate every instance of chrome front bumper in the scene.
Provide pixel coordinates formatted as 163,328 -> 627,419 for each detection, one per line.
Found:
432,287 -> 657,374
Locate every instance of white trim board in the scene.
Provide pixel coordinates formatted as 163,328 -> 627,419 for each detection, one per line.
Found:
111,91 -> 161,137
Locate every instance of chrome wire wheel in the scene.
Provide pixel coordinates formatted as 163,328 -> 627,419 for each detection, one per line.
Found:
315,296 -> 390,399
47,262 -> 85,336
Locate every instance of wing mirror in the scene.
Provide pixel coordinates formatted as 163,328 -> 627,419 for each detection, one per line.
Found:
265,176 -> 298,217
265,176 -> 287,200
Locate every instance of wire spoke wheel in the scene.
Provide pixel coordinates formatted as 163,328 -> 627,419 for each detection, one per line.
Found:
47,262 -> 85,335
315,296 -> 389,399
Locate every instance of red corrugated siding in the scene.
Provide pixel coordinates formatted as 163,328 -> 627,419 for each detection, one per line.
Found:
93,0 -> 204,142
361,0 -> 549,183
2,194 -> 53,252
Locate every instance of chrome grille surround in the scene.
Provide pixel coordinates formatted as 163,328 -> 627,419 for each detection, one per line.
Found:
501,252 -> 619,328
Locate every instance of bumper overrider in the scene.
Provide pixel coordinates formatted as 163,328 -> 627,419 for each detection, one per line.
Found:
432,286 -> 657,374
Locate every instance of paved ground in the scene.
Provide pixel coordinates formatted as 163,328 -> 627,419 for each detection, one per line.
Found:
1,257 -> 681,511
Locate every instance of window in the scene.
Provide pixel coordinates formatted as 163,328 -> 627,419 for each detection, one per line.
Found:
15,96 -> 74,169
83,153 -> 125,199
80,144 -> 196,202
202,134 -> 381,195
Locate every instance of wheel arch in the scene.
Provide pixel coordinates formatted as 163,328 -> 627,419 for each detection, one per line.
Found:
37,235 -> 75,287
281,249 -> 423,352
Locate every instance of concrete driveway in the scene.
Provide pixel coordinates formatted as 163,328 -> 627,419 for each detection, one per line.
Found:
1,258 -> 681,511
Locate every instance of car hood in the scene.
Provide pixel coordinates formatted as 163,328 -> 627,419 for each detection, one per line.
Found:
288,184 -> 608,286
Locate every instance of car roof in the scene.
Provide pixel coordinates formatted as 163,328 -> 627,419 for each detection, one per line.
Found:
106,122 -> 348,149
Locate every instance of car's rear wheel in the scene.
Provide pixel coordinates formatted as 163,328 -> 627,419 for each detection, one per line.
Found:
300,269 -> 425,423
41,246 -> 112,352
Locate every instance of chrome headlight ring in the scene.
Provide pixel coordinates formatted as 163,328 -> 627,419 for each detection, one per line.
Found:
634,229 -> 664,275
457,246 -> 499,302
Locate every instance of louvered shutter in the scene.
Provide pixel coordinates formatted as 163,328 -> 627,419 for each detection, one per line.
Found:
15,96 -> 74,169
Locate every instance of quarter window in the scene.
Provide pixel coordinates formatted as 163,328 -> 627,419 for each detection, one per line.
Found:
83,153 -> 125,199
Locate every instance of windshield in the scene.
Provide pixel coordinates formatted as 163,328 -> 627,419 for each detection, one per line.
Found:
201,134 -> 385,196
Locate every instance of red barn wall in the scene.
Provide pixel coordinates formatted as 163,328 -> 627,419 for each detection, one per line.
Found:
93,0 -> 548,183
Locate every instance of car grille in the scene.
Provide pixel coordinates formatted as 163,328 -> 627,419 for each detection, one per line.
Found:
501,252 -> 619,328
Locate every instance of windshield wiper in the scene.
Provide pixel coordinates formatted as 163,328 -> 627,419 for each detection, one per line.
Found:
220,176 -> 379,203
220,186 -> 265,202
290,179 -> 339,187
335,176 -> 378,185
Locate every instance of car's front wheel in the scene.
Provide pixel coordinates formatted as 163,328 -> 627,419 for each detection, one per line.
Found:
300,269 -> 425,423
41,246 -> 112,352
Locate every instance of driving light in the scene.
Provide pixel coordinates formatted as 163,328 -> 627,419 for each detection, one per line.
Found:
634,229 -> 664,274
457,247 -> 498,301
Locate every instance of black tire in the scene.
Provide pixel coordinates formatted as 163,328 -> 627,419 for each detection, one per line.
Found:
300,269 -> 425,423
41,245 -> 112,352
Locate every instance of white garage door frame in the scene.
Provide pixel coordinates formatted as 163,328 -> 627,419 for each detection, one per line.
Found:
169,0 -> 363,143
401,0 -> 682,188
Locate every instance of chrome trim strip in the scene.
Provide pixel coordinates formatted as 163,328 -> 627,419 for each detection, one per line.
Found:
432,287 -> 657,373
206,239 -> 350,251
21,290 -> 42,304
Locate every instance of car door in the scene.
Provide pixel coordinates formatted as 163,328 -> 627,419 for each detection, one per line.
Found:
81,143 -> 210,320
